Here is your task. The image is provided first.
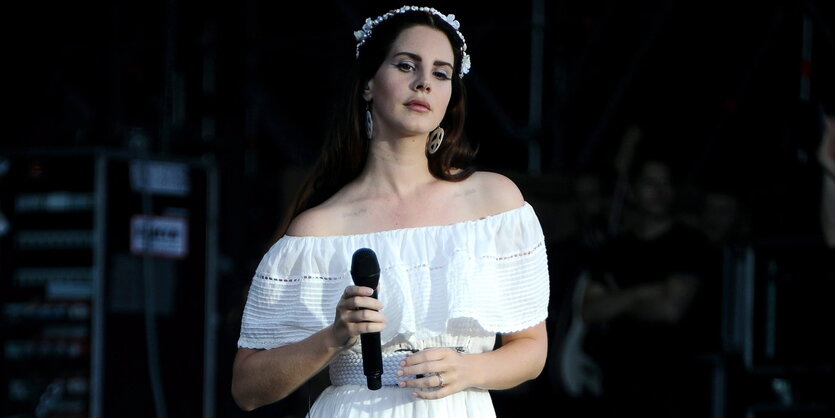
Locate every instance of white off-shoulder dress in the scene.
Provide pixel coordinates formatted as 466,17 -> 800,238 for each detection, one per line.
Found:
238,202 -> 550,418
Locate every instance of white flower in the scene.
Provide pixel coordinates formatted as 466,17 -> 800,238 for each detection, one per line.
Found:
445,14 -> 460,30
354,6 -> 472,77
460,54 -> 471,76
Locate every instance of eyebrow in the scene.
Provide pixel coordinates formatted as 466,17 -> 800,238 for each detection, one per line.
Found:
393,52 -> 453,69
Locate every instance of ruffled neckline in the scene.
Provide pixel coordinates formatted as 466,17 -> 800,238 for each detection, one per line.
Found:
239,200 -> 550,348
282,202 -> 532,241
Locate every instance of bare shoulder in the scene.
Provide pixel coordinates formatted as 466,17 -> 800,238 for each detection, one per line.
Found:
284,205 -> 330,237
285,200 -> 354,237
467,171 -> 525,214
284,187 -> 370,237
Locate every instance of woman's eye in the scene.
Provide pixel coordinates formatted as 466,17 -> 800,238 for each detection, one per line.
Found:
396,62 -> 415,72
433,70 -> 451,80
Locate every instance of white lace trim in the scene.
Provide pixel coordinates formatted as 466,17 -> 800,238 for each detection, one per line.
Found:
238,202 -> 550,349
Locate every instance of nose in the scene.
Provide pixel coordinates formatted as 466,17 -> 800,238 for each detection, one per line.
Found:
414,76 -> 431,93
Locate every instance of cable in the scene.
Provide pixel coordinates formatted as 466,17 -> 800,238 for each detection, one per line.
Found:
139,155 -> 169,418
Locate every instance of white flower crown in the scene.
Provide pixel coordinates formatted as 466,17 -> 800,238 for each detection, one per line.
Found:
353,5 -> 471,78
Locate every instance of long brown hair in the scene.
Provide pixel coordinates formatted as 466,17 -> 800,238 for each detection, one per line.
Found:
274,9 -> 477,239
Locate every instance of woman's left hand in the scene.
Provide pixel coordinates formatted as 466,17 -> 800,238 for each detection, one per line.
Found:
395,347 -> 472,399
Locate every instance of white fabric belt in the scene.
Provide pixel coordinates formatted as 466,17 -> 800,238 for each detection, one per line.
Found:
330,350 -> 415,387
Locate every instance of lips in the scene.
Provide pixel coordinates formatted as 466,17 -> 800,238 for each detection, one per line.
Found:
405,99 -> 431,112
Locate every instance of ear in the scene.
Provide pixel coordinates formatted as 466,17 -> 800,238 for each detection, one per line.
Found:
362,80 -> 373,102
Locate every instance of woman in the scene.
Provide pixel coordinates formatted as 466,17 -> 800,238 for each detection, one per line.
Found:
231,6 -> 549,417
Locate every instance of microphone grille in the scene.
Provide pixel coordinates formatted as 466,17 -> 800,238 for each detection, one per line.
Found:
351,248 -> 380,279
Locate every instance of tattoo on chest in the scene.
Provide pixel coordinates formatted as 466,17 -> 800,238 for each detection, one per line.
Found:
342,208 -> 368,218
453,188 -> 477,197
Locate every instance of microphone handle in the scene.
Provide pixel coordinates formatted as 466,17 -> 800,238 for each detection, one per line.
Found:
359,281 -> 382,389
360,331 -> 382,389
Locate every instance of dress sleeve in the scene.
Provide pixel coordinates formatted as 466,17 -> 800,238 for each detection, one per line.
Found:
237,238 -> 349,349
449,203 -> 551,334
236,203 -> 551,348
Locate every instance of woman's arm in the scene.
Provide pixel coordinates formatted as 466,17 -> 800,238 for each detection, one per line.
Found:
396,322 -> 547,400
395,171 -> 546,399
231,326 -> 344,411
231,285 -> 384,411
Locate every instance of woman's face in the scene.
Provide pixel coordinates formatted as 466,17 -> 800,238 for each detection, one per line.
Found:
364,25 -> 454,140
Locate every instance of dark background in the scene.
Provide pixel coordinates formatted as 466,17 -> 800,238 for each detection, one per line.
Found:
6,0 -> 835,241
3,1 -> 835,417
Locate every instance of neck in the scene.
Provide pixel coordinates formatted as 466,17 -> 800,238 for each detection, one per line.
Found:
358,134 -> 435,198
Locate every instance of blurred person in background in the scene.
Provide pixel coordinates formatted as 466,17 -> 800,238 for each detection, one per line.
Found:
581,154 -> 719,418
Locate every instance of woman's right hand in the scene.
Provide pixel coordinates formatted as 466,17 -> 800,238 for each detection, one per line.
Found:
330,285 -> 386,349
232,285 -> 386,410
